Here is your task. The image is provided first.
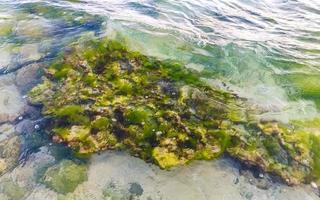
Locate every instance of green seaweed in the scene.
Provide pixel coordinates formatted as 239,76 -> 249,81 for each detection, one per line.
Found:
279,73 -> 320,109
28,37 -> 320,185
54,105 -> 89,125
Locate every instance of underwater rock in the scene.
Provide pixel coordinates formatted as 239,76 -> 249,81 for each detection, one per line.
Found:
283,73 -> 320,109
0,20 -> 14,37
0,43 -> 44,73
16,19 -> 50,39
0,44 -> 13,72
101,182 -> 133,200
42,159 -> 88,194
19,2 -> 104,30
28,38 -> 320,185
2,150 -> 318,200
0,146 -> 57,200
0,86 -> 23,122
17,43 -> 43,64
0,75 -> 26,123
15,63 -> 43,94
0,123 -> 21,175
0,179 -> 27,200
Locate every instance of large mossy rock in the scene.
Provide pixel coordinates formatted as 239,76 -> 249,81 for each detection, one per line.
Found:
42,160 -> 87,194
29,38 -> 320,185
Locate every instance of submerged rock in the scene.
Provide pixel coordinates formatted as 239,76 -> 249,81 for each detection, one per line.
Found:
0,43 -> 44,73
0,44 -> 13,72
42,159 -> 88,194
0,20 -> 14,37
0,75 -> 26,123
0,179 -> 27,200
17,43 -> 43,65
16,19 -> 50,39
15,63 -> 43,94
0,123 -> 21,175
19,2 -> 104,29
28,38 -> 320,185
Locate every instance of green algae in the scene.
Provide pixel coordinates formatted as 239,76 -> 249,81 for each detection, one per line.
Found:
0,21 -> 14,37
20,2 -> 103,28
29,37 -> 320,185
283,73 -> 320,109
152,147 -> 184,169
0,179 -> 27,200
42,160 -> 88,194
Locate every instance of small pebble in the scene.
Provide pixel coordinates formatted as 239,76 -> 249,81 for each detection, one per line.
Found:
311,182 -> 318,189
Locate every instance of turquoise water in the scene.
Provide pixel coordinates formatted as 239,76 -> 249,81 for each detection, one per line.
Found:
1,0 -> 320,121
0,0 -> 320,199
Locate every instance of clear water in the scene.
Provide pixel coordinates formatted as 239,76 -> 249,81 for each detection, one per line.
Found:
0,0 -> 320,199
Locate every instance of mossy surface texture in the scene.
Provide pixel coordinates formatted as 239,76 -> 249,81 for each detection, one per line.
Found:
42,160 -> 87,194
29,38 -> 320,185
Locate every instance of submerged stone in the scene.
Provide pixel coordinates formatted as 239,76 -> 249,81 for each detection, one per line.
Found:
0,44 -> 13,72
0,123 -> 21,175
0,179 -> 27,200
0,20 -> 14,37
15,63 -> 43,94
0,77 -> 26,123
283,73 -> 320,109
16,19 -> 49,39
42,159 -> 87,194
19,2 -> 104,29
28,37 -> 320,185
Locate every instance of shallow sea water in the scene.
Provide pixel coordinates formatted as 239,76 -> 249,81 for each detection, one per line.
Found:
0,0 -> 320,199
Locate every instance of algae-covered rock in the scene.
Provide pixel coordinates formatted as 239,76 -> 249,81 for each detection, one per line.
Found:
152,147 -> 185,169
19,2 -> 103,28
0,123 -> 21,175
29,37 -> 320,184
0,20 -> 14,37
42,160 -> 88,194
282,73 -> 320,109
0,179 -> 27,200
